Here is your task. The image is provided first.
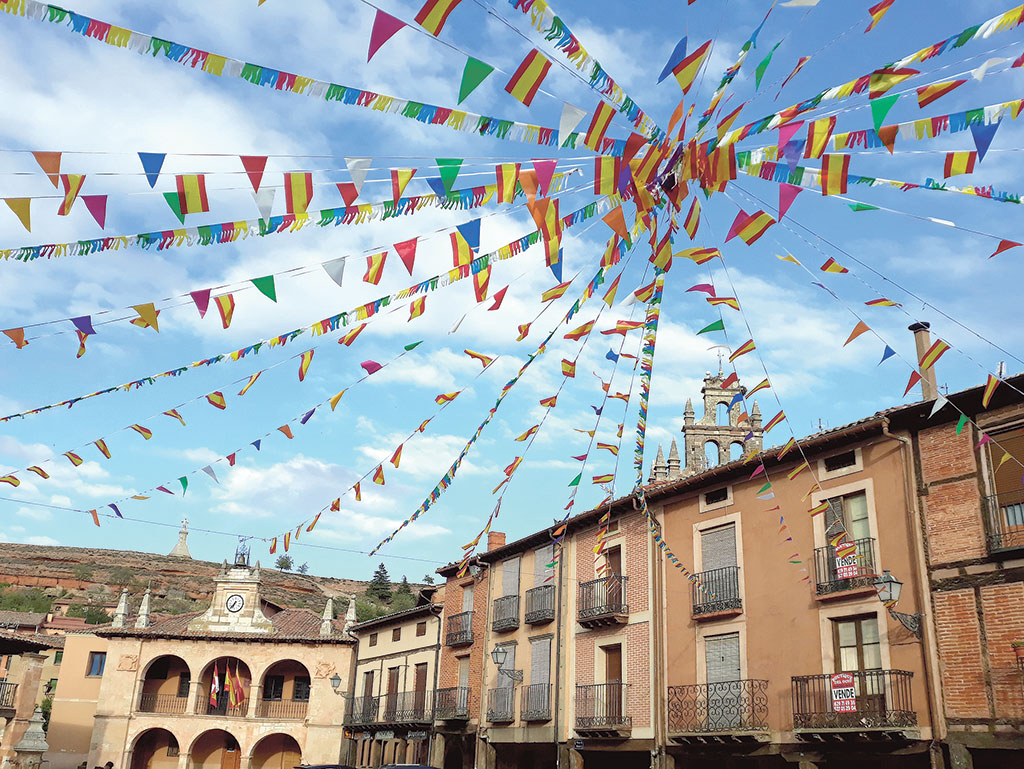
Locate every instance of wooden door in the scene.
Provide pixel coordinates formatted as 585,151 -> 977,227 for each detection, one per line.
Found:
605,546 -> 622,607
832,615 -> 884,721
361,670 -> 375,721
386,666 -> 400,718
220,737 -> 240,769
413,662 -> 428,716
604,644 -> 623,723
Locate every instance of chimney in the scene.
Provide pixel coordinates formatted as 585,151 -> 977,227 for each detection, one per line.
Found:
908,322 -> 938,401
487,532 -> 506,552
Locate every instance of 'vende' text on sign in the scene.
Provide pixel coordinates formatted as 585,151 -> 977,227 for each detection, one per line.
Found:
830,672 -> 857,713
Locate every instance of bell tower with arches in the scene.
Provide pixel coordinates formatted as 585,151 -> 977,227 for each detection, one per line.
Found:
680,366 -> 763,476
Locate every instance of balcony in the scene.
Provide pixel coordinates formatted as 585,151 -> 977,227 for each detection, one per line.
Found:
487,687 -> 515,723
692,566 -> 742,618
381,690 -> 434,724
137,692 -> 190,715
254,698 -> 308,720
575,683 -> 631,737
195,691 -> 248,718
792,670 -> 917,740
525,584 -> 556,624
667,680 -> 769,744
445,611 -> 474,646
521,683 -> 552,721
344,695 -> 381,726
578,575 -> 628,628
985,491 -> 1024,553
0,681 -> 16,712
813,537 -> 877,598
492,595 -> 520,632
434,686 -> 470,720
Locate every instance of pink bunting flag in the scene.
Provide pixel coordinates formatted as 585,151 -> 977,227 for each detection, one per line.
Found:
532,159 -> 557,197
778,121 -> 804,152
240,156 -> 267,193
394,238 -> 418,274
725,209 -> 748,241
361,360 -> 383,375
368,10 -> 406,62
686,283 -> 716,296
82,195 -> 107,228
778,183 -> 801,220
190,289 -> 212,319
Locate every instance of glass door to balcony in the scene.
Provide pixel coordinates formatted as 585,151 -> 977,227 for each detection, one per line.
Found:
604,644 -> 623,724
986,429 -> 1024,550
606,546 -> 623,607
705,632 -> 741,730
833,615 -> 885,722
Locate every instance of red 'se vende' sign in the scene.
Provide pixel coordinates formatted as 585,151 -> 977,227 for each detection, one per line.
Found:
830,672 -> 857,713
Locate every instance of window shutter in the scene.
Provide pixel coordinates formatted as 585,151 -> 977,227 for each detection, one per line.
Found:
499,645 -> 516,689
458,656 -> 470,689
701,524 -> 737,571
534,544 -> 554,585
530,637 -> 551,685
462,584 -> 474,612
502,556 -> 520,597
704,633 -> 740,684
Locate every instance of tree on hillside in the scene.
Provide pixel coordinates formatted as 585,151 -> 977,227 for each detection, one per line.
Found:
0,587 -> 53,614
396,576 -> 412,596
366,563 -> 392,603
296,563 -> 309,574
107,566 -> 137,589
66,602 -> 110,624
275,555 -> 294,571
422,574 -> 435,585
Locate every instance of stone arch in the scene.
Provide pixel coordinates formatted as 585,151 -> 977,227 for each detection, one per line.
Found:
729,441 -> 744,461
195,657 -> 252,717
716,401 -> 731,425
138,655 -> 192,714
254,659 -> 311,719
130,728 -> 180,769
704,440 -> 720,467
249,733 -> 301,769
443,738 -> 464,769
190,729 -> 242,769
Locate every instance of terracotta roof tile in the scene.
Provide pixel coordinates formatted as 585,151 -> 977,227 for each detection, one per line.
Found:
95,608 -> 353,644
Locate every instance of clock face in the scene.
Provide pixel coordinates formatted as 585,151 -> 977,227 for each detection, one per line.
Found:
225,594 -> 244,613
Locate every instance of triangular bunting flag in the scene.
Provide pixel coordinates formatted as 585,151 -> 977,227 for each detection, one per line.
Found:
394,238 -> 417,274
345,157 -> 372,194
82,195 -> 107,228
558,102 -> 588,145
252,275 -> 277,302
323,257 -> 346,287
367,10 -> 406,62
459,57 -> 494,104
240,155 -> 267,193
970,121 -> 1000,162
138,152 -> 165,188
33,151 -> 61,188
253,187 -> 275,220
190,289 -> 212,319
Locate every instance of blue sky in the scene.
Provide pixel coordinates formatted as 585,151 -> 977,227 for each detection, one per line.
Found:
1,0 -> 1022,582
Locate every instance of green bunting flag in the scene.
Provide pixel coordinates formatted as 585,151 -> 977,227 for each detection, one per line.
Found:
163,192 -> 185,225
956,413 -> 969,435
251,275 -> 277,302
568,473 -> 582,487
755,42 -> 781,90
436,158 -> 463,194
697,319 -> 726,335
849,203 -> 879,212
870,94 -> 899,133
459,58 -> 495,104
404,340 -> 423,351
179,476 -> 189,495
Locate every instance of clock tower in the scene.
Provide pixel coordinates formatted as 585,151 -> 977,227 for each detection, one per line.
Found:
186,560 -> 276,635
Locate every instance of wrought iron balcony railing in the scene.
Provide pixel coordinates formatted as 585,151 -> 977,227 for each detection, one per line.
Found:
137,692 -> 189,714
380,690 -> 433,724
434,686 -> 470,720
492,595 -> 520,632
578,575 -> 628,626
344,695 -> 380,726
692,566 -> 741,615
985,491 -> 1024,553
0,681 -> 16,709
576,682 -> 631,730
195,691 -> 248,717
255,698 -> 308,719
445,610 -> 474,646
667,680 -> 768,734
487,687 -> 515,722
521,683 -> 552,721
813,537 -> 877,595
525,584 -> 556,624
792,669 -> 916,731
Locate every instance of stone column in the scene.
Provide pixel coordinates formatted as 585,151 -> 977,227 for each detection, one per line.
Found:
0,654 -> 46,765
428,733 -> 445,768
369,739 -> 382,768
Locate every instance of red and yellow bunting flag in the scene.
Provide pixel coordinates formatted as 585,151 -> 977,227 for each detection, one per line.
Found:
943,151 -> 976,178
764,410 -> 786,432
597,443 -> 619,455
340,323 -> 367,346
584,100 -> 616,151
594,155 -> 620,195
0,475 -> 19,487
650,233 -> 673,272
451,230 -> 474,268
414,0 -> 463,35
390,444 -> 403,468
516,323 -> 531,341
206,391 -> 227,410
505,49 -> 551,107
820,154 -> 850,196
93,439 -> 110,459
354,482 -> 362,501
284,172 -> 313,214
865,0 -> 895,32
674,40 -> 711,94
592,474 -> 615,484
473,263 -> 491,302
26,466 -> 49,479
57,174 -> 86,216
564,320 -> 595,340
435,391 -> 461,404
364,251 -> 387,285
748,379 -> 771,397
130,303 -> 160,331
868,68 -> 918,99
278,424 -> 294,439
542,280 -> 572,302
916,79 -> 966,108
215,293 -> 235,329
465,349 -> 494,367
608,392 -> 629,402
804,116 -> 836,159
865,298 -> 901,307
307,512 -> 323,532
602,274 -> 621,306
176,174 -> 210,215
821,257 -> 848,273
561,359 -> 576,377
391,168 -> 416,205
634,143 -> 668,186
64,451 -> 83,467
539,395 -> 558,408
515,425 -> 539,441
409,296 -> 426,321
729,339 -> 756,362
919,339 -> 950,370
283,531 -> 291,552
238,372 -> 261,396
633,280 -> 656,303
777,437 -> 797,460
161,408 -> 186,427
707,296 -> 739,310
736,211 -> 775,244
130,424 -> 153,440
298,349 -> 314,381
496,162 -> 520,203
269,537 -> 277,554
372,465 -> 385,485
808,500 -> 830,517
602,320 -> 644,336
787,460 -> 809,480
682,196 -> 700,239
982,374 -> 1000,408
680,247 -> 720,265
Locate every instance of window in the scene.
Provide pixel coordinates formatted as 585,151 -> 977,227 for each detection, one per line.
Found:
293,677 -> 311,701
605,546 -> 622,576
705,441 -> 720,467
176,672 -> 190,698
263,675 -> 285,701
369,632 -> 378,647
392,627 -> 402,642
825,492 -> 871,542
462,583 -> 474,613
704,488 -> 729,505
416,621 -> 427,637
45,678 -> 58,695
701,524 -> 737,572
86,652 -> 106,677
502,556 -> 521,597
606,519 -> 619,534
148,658 -> 169,679
167,746 -> 180,758
832,615 -> 882,672
53,651 -> 63,666
824,451 -> 857,472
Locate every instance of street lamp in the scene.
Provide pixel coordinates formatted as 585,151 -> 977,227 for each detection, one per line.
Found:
873,569 -> 922,639
490,645 -> 523,683
329,673 -> 344,695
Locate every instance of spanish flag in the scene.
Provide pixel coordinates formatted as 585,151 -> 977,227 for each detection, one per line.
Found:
539,395 -> 558,408
364,251 -> 387,284
130,424 -> 154,440
505,49 -> 551,107
541,280 -> 572,302
409,296 -> 426,321
516,425 -> 539,441
584,101 -> 616,151
176,174 -> 210,215
93,439 -> 111,459
673,40 -> 711,94
269,538 -> 277,554
339,323 -> 367,346
602,320 -> 644,336
707,296 -> 739,310
778,437 -> 797,460
597,443 -> 619,455
943,151 -> 976,178
729,339 -> 756,362
354,482 -> 362,501
632,281 -> 656,304
516,323 -> 531,341
564,320 -> 595,340
496,162 -> 520,203
918,339 -> 950,370
415,0 -> 463,36
633,142 -> 667,185
594,155 -> 620,195
592,474 -> 615,484
736,211 -> 775,244
787,460 -> 809,480
391,168 -> 416,205
982,374 -> 1000,408
298,349 -> 314,381
465,349 -> 494,368
64,451 -> 83,467
820,154 -> 849,196
865,0 -> 895,32
0,476 -> 19,487
206,391 -> 227,410
285,172 -> 313,215
284,531 -> 291,552
435,392 -> 461,404
372,465 -> 385,485
215,293 -> 236,329
451,230 -> 474,268
57,174 -> 86,216
681,247 -> 720,265
748,378 -> 771,397
390,445 -> 403,468
764,410 -> 786,432
821,257 -> 848,273
808,500 -> 830,517
602,274 -> 620,307
804,116 -> 836,159
916,79 -> 965,108
561,359 -> 576,377
473,263 -> 491,303
865,298 -> 901,307
868,67 -> 918,99
682,197 -> 700,239
26,466 -> 49,479
238,373 -> 261,397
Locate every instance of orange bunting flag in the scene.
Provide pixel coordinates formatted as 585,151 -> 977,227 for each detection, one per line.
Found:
516,425 -> 539,442
93,439 -> 110,459
516,323 -> 531,341
206,391 -> 227,410
601,205 -> 630,242
284,172 -> 313,215
391,169 -> 416,205
3,328 -> 27,349
496,162 -> 520,203
539,395 -> 558,408
844,321 -> 871,345
372,465 -> 385,485
298,350 -> 314,381
683,197 -> 701,239
505,49 -> 551,107
278,425 -> 294,440
917,79 -> 966,108
409,296 -> 426,321
821,257 -> 848,273
465,349 -> 494,368
364,251 -> 387,284
982,374 -> 1000,408
57,174 -> 86,216
944,151 -> 976,178
865,0 -> 895,32
729,339 -> 756,362
564,321 -> 595,340
561,359 -> 576,377
390,444 -> 403,468
415,0 -> 463,35
339,323 -> 367,346
64,451 -> 83,467
584,101 -> 616,151
736,211 -> 775,244
805,116 -> 837,159
238,372 -> 262,396
707,296 -> 739,310
130,424 -> 153,440
542,280 -> 572,302
354,482 -> 362,501
820,154 -> 850,196
215,294 -> 235,329
436,392 -> 461,404
90,509 -> 100,527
